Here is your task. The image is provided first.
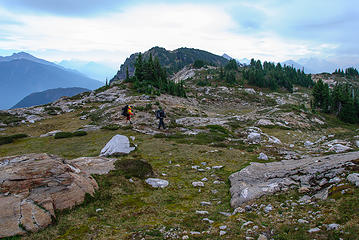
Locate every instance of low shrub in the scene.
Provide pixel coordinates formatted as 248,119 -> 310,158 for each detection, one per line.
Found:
10,133 -> 28,139
54,132 -> 73,139
115,159 -> 154,179
0,136 -> 14,145
72,131 -> 87,136
101,124 -> 120,131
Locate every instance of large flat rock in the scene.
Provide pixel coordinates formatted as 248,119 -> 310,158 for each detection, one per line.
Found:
229,151 -> 359,208
0,153 -> 115,238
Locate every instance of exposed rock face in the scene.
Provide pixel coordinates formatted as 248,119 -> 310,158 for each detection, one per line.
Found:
229,151 -> 359,208
66,157 -> 117,176
100,135 -> 135,157
145,178 -> 169,188
0,153 -> 102,238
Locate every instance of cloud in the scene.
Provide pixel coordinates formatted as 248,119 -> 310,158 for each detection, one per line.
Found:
0,1 -> 357,66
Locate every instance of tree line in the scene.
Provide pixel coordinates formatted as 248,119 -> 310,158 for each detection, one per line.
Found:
243,59 -> 314,92
126,53 -> 186,97
333,67 -> 359,78
312,79 -> 359,123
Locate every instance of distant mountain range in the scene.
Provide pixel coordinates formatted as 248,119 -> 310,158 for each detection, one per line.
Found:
0,52 -> 103,109
111,46 -> 229,83
57,60 -> 117,82
12,87 -> 90,109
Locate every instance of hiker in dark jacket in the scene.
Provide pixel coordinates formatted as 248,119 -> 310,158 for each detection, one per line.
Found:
156,107 -> 166,129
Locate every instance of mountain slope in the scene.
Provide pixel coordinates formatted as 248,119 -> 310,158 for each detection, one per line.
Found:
0,59 -> 103,109
11,87 -> 90,109
110,46 -> 228,83
58,60 -> 117,82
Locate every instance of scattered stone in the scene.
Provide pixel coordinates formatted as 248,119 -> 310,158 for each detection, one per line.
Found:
190,231 -> 201,235
299,195 -> 312,203
192,181 -> 205,187
258,153 -> 268,161
200,202 -> 211,206
256,119 -> 274,127
202,218 -> 214,224
326,223 -> 340,230
244,88 -> 256,94
182,235 -> 189,239
100,135 -> 135,156
329,177 -> 341,184
319,178 -> 328,186
241,221 -> 254,229
213,180 -> 221,184
233,207 -> 245,215
40,130 -> 62,137
304,141 -> 314,147
329,144 -> 351,153
201,162 -> 207,165
201,177 -> 208,182
313,187 -> 329,200
220,225 -> 227,230
195,210 -> 209,215
257,234 -> 268,240
308,227 -> 320,233
248,132 -> 261,144
145,178 -> 169,188
219,212 -> 232,217
347,173 -> 359,186
298,219 -> 309,224
298,186 -> 310,193
211,190 -> 218,194
268,136 -> 282,144
96,208 -> 103,212
212,165 -> 224,170
264,204 -> 273,213
219,231 -> 227,236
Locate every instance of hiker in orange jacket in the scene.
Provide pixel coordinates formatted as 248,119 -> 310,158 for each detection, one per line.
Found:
126,106 -> 134,124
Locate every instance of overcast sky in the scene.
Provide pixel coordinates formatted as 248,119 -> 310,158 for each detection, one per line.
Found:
0,0 -> 358,69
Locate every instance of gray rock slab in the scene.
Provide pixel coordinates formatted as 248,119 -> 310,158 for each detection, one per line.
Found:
100,135 -> 135,156
347,173 -> 359,186
229,151 -> 359,208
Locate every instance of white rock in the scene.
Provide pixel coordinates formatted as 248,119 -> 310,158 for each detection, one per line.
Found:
212,165 -> 224,170
298,219 -> 309,224
329,177 -> 341,183
192,181 -> 204,187
264,204 -> 273,213
326,223 -> 340,230
248,132 -> 261,144
308,227 -> 320,233
241,221 -> 253,229
182,235 -> 189,239
200,201 -> 211,206
213,180 -> 221,184
202,218 -> 214,224
257,234 -> 268,240
196,210 -> 209,215
347,173 -> 359,187
304,141 -> 314,147
233,207 -> 245,215
145,178 -> 169,188
329,144 -> 351,153
201,177 -> 208,182
268,136 -> 282,144
356,140 -> 359,147
258,153 -> 268,161
219,225 -> 227,230
40,130 -> 62,137
219,212 -> 232,217
100,135 -> 135,156
219,231 -> 227,236
190,231 -> 201,235
256,119 -> 274,127
244,88 -> 256,94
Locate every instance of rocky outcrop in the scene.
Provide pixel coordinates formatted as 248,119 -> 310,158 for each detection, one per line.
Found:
100,135 -> 135,157
229,151 -> 359,208
0,153 -> 115,238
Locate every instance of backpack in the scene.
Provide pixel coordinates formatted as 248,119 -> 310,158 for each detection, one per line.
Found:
121,105 -> 128,116
156,110 -> 165,119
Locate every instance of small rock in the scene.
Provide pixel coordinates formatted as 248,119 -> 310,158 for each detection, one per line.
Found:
264,204 -> 273,213
190,231 -> 201,235
201,162 -> 207,166
258,153 -> 268,161
241,221 -> 254,229
347,173 -> 359,187
233,207 -> 245,215
196,210 -> 209,215
257,234 -> 268,240
329,144 -> 351,153
319,178 -> 328,186
308,227 -> 320,233
304,141 -> 314,147
201,177 -> 208,182
219,212 -> 232,217
211,190 -> 218,194
298,219 -> 309,224
145,178 -> 169,188
329,177 -> 341,184
192,165 -> 199,170
299,195 -> 312,203
298,186 -> 310,193
248,132 -> 261,144
219,225 -> 227,230
96,208 -> 103,212
182,235 -> 189,239
326,223 -> 340,230
245,205 -> 252,212
219,231 -> 227,236
213,180 -> 221,184
212,165 -> 224,170
200,202 -> 211,206
202,218 -> 214,224
192,181 -> 204,187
